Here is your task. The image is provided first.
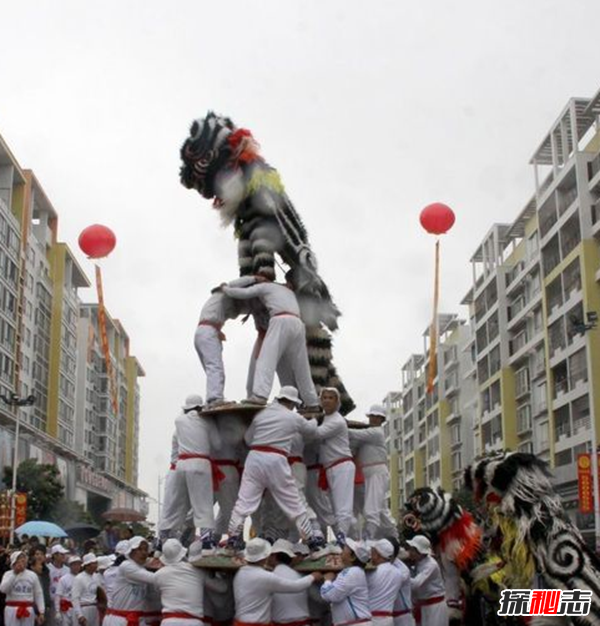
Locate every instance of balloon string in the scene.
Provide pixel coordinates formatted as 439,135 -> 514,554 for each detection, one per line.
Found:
426,239 -> 440,394
95,265 -> 119,414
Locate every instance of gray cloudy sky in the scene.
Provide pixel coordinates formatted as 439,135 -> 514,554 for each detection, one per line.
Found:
1,0 -> 599,520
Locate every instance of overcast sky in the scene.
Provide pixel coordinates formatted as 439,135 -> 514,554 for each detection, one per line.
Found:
1,0 -> 599,521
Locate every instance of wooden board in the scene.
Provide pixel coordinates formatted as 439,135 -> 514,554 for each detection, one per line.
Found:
190,552 -> 246,570
201,402 -> 263,418
190,551 -> 344,572
346,419 -> 370,429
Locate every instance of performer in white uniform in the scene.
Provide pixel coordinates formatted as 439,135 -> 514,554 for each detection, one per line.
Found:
48,545 -> 69,612
268,540 -> 312,626
158,432 -> 190,542
102,542 -> 129,607
174,394 -> 222,548
104,537 -> 156,626
367,540 -> 404,626
227,387 -> 318,549
0,551 -> 45,626
72,554 -> 102,626
391,546 -> 414,626
314,388 -> 356,543
406,537 -> 447,626
223,278 -> 318,406
348,405 -> 398,540
320,538 -> 371,626
233,539 -> 321,626
195,277 -> 255,407
55,555 -> 82,626
154,539 -> 227,626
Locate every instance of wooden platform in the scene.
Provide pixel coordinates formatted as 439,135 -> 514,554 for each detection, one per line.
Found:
201,402 -> 264,418
190,551 -> 345,572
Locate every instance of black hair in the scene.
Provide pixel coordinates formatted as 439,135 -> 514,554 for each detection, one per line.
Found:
386,536 -> 401,560
272,552 -> 292,566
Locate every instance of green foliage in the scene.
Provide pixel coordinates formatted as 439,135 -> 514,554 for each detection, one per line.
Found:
4,459 -> 64,521
50,499 -> 93,527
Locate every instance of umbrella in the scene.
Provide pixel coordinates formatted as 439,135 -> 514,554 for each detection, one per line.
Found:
64,523 -> 100,541
15,521 -> 67,538
102,508 -> 146,523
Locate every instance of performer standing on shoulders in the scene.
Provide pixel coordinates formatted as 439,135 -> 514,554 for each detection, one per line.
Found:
313,388 -> 355,544
406,537 -> 447,626
348,406 -> 398,540
0,551 -> 45,626
320,538 -> 371,626
223,275 -> 319,408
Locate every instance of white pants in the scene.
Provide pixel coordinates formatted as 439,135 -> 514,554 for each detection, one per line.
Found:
373,617 -> 394,626
229,450 -> 312,538
214,463 -> 240,537
159,468 -> 190,534
291,462 -> 322,539
326,460 -> 356,535
253,316 -> 318,405
194,325 -> 225,403
78,606 -> 98,626
394,613 -> 415,626
57,609 -> 74,626
161,618 -> 204,626
419,602 -> 448,626
5,606 -> 35,626
247,335 -> 295,397
176,459 -> 215,529
363,465 -> 398,539
306,466 -> 336,533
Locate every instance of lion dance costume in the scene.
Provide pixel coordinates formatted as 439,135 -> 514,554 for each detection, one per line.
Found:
180,112 -> 354,414
465,451 -> 600,626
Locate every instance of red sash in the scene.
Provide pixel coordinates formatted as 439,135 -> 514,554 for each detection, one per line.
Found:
198,320 -> 226,342
272,620 -> 313,626
413,595 -> 445,624
318,457 -> 353,490
372,611 -> 394,617
178,454 -> 226,491
106,608 -> 146,626
288,457 -> 303,466
60,599 -> 73,613
7,602 -> 33,619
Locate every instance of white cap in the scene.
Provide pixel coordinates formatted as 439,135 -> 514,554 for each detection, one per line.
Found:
68,555 -> 82,565
271,539 -> 296,558
275,386 -> 301,405
372,539 -> 394,559
160,539 -> 187,565
397,547 -> 409,560
51,544 -> 69,555
10,551 -> 25,567
182,394 -> 204,410
126,536 -> 148,555
406,535 -> 432,556
115,540 -> 130,556
82,553 -> 98,566
345,538 -> 371,564
366,404 -> 387,420
293,542 -> 310,557
244,538 -> 272,563
97,556 -> 113,570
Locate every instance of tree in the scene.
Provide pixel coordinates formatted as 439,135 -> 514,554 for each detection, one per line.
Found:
51,499 -> 93,527
4,459 -> 64,521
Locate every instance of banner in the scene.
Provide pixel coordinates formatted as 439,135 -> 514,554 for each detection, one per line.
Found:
14,493 -> 27,528
95,266 -> 119,414
578,453 -> 593,514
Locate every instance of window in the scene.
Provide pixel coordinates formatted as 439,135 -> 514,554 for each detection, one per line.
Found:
518,441 -> 534,454
451,451 -> 462,472
515,367 -> 530,397
517,404 -> 532,433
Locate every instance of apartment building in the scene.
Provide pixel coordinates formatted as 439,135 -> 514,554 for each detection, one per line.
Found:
461,87 -> 600,540
0,132 -> 147,520
388,314 -> 476,508
382,391 -> 402,515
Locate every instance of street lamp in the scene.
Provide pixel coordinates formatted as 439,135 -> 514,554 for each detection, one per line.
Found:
0,393 -> 35,544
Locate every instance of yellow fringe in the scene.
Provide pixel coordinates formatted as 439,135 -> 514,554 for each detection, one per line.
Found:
491,510 -> 536,588
247,169 -> 285,196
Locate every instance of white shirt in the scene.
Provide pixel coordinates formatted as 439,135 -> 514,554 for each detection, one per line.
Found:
367,562 -> 403,613
320,567 -> 370,626
289,432 -> 305,459
233,565 -> 313,623
411,556 -> 445,602
154,561 -> 227,618
224,282 -> 300,317
108,560 -> 155,611
244,402 -> 317,454
0,570 -> 45,613
72,571 -> 100,617
348,427 -> 388,466
175,410 -> 221,463
55,572 -> 75,613
48,562 -> 69,600
271,564 -> 311,623
392,560 -> 412,612
102,566 -> 120,606
314,412 -> 352,466
200,277 -> 255,324
169,433 -> 179,467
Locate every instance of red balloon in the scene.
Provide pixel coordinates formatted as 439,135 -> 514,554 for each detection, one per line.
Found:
420,203 -> 456,235
78,225 -> 117,259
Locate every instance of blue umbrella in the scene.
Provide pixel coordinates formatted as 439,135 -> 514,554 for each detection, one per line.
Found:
15,521 -> 67,538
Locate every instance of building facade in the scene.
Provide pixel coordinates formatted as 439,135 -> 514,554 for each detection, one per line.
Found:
0,133 -> 147,521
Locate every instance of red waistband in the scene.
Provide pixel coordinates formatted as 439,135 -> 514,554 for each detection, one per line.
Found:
106,607 -> 147,626
162,612 -> 209,623
319,457 -> 354,490
169,463 -> 176,471
392,610 -> 411,616
372,611 -> 394,617
6,603 -> 33,607
178,454 -> 226,490
7,602 -> 33,620
179,453 -> 210,461
419,596 -> 445,606
272,620 -> 313,626
273,312 -> 300,318
288,456 -> 303,466
250,446 -> 288,457
198,320 -> 226,341
59,599 -> 73,612
325,457 -> 353,470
